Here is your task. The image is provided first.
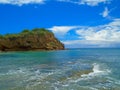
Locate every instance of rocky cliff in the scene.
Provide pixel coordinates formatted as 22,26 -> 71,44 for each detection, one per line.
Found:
0,28 -> 64,51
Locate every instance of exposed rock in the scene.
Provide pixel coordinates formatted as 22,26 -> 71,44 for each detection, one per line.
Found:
0,28 -> 64,51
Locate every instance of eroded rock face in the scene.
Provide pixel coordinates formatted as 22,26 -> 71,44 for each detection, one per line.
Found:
0,28 -> 64,51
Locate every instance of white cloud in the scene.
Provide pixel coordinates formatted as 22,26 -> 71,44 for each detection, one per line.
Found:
62,40 -> 120,48
58,0 -> 110,6
80,0 -> 109,6
50,19 -> 120,48
49,19 -> 120,42
100,7 -> 117,19
101,7 -> 109,17
0,0 -> 9,4
0,0 -> 45,6
0,0 -> 110,6
48,26 -> 77,36
76,19 -> 120,41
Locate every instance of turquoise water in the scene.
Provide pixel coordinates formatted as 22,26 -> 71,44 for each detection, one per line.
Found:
0,48 -> 120,90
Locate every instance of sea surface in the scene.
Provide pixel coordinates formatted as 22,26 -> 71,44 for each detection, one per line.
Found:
0,48 -> 120,90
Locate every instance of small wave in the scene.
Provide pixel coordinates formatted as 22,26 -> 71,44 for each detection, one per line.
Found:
67,63 -> 111,84
0,68 -> 27,76
81,63 -> 111,78
7,68 -> 26,75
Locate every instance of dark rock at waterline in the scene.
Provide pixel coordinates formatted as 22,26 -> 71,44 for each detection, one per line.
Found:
0,28 -> 64,51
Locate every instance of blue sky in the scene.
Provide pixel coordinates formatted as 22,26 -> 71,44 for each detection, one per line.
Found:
0,0 -> 120,48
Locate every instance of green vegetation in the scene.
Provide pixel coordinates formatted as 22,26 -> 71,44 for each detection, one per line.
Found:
1,28 -> 52,39
0,34 -> 3,38
49,42 -> 56,46
21,29 -> 30,33
31,28 -> 53,35
32,28 -> 48,32
4,33 -> 19,39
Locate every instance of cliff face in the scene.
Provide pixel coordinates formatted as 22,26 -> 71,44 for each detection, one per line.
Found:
0,28 -> 64,51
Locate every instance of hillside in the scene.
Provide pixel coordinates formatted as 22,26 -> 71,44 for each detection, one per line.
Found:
0,28 -> 64,51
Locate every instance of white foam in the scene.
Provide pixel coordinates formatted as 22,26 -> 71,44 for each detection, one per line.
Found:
66,63 -> 111,84
81,63 -> 111,77
93,63 -> 103,73
6,68 -> 27,75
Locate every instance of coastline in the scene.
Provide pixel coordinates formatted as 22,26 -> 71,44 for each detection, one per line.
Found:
0,48 -> 65,53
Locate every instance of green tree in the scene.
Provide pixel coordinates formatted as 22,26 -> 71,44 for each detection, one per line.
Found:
21,29 -> 30,33
0,34 -> 3,39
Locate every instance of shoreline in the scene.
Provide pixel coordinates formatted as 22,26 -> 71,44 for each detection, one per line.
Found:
0,48 -> 65,53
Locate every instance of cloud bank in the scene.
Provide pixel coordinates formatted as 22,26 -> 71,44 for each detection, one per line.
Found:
0,0 -> 45,6
63,40 -> 120,48
76,19 -> 120,41
58,0 -> 110,6
50,19 -> 120,48
0,0 -> 110,6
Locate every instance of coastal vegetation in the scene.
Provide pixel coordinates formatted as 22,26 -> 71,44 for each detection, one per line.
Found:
0,28 -> 64,51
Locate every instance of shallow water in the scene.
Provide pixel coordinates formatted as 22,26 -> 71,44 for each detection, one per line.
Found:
0,48 -> 120,90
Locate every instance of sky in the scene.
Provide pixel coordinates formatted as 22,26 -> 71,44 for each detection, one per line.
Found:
0,0 -> 120,48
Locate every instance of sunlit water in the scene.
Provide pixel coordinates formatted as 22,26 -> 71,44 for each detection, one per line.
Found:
0,48 -> 120,90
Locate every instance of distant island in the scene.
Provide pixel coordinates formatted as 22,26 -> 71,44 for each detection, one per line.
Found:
0,28 -> 64,51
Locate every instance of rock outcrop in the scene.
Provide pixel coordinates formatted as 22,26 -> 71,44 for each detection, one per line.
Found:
0,28 -> 64,51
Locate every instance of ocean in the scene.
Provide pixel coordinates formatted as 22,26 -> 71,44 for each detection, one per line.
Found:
0,48 -> 120,90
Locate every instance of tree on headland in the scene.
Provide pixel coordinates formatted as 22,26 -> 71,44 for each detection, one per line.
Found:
21,29 -> 30,33
0,34 -> 3,39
